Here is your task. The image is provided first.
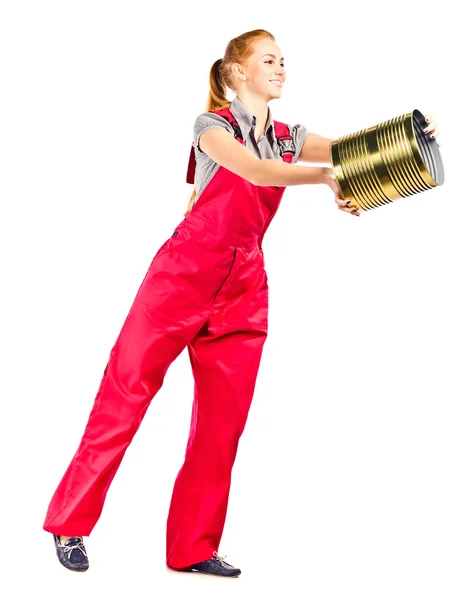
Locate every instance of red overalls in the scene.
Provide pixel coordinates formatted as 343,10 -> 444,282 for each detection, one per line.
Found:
43,107 -> 295,570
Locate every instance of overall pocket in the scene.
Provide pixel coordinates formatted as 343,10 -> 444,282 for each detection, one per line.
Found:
212,248 -> 239,305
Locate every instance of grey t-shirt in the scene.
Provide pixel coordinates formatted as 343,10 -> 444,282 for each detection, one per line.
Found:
192,95 -> 310,206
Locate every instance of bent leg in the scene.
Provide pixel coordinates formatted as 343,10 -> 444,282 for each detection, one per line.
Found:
43,239 -> 212,536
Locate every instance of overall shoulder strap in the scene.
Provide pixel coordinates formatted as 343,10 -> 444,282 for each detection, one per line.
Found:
273,120 -> 296,164
186,106 -> 244,184
212,107 -> 244,142
186,146 -> 196,184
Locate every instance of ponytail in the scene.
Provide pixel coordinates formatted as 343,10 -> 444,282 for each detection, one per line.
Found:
206,58 -> 231,112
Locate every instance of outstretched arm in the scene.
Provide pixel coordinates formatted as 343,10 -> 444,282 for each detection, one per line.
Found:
198,127 -> 331,187
198,126 -> 359,217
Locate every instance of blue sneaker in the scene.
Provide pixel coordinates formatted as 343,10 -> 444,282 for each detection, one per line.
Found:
52,535 -> 89,571
186,551 -> 241,577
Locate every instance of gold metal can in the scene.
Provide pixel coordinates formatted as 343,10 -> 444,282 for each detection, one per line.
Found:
329,109 -> 445,212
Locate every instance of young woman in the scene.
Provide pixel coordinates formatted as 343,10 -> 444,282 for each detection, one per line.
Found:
43,29 -> 440,577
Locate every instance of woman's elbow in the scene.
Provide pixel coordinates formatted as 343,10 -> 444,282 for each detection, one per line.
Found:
246,162 -> 264,186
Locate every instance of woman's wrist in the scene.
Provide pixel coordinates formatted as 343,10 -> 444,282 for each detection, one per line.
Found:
293,165 -> 332,186
316,166 -> 333,185
301,165 -> 332,185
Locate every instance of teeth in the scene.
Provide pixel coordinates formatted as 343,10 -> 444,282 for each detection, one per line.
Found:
270,80 -> 282,86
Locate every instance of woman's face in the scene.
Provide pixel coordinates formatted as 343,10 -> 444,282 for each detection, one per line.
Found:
234,38 -> 286,100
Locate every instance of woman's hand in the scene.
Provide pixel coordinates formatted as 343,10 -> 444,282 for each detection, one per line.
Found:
323,169 -> 361,217
423,114 -> 441,147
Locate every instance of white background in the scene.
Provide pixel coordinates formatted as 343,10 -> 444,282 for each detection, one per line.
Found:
1,1 -> 461,598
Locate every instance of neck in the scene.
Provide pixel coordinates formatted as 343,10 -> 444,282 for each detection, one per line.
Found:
236,93 -> 269,131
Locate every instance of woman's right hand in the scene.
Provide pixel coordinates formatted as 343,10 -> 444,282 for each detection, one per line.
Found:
323,169 -> 360,217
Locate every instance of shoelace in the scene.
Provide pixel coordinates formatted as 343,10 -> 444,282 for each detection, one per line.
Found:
59,538 -> 87,559
212,550 -> 228,566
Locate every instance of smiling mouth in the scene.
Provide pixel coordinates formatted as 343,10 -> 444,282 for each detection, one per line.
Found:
269,80 -> 283,87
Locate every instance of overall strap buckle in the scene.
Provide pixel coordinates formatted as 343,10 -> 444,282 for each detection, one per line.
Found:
273,121 -> 296,163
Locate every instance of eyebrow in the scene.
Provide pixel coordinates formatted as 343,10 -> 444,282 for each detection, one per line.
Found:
262,53 -> 284,60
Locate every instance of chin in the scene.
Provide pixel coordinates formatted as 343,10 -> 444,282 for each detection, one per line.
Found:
268,86 -> 283,98
269,90 -> 283,100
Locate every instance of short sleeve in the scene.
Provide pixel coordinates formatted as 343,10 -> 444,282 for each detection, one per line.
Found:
287,123 -> 311,163
193,112 -> 234,153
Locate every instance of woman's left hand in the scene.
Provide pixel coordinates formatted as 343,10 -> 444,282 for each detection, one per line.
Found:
423,114 -> 441,147
325,170 -> 361,217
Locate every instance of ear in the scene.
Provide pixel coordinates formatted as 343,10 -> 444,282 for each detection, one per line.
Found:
231,62 -> 244,78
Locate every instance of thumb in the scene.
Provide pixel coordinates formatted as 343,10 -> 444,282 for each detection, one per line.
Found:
329,174 -> 336,181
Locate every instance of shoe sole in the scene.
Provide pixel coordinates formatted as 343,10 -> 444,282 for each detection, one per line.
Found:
189,570 -> 240,577
169,566 -> 240,577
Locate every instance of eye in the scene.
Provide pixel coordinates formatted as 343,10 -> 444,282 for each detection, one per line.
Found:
265,60 -> 285,67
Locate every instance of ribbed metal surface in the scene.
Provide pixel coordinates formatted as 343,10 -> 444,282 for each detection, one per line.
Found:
329,109 -> 444,212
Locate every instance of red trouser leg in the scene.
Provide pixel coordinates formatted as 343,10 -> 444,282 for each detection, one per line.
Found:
42,231 -> 213,536
166,248 -> 269,569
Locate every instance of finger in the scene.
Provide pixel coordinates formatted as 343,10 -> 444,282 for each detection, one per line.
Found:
430,129 -> 440,139
339,205 -> 357,214
338,200 -> 358,212
340,206 -> 360,217
423,122 -> 437,133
